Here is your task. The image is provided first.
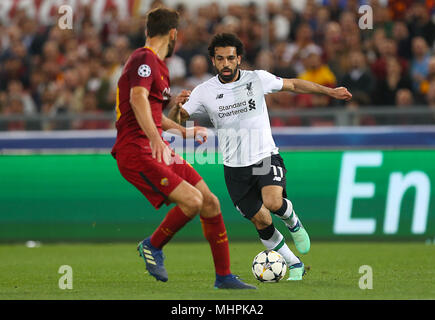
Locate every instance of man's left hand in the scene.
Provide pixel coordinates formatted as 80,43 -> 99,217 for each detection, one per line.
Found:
330,87 -> 352,101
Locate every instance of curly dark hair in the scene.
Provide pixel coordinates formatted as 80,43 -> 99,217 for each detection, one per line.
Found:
208,33 -> 244,57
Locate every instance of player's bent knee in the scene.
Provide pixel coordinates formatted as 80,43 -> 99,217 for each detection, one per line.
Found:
172,185 -> 203,218
262,196 -> 283,213
187,192 -> 203,216
251,217 -> 271,230
179,196 -> 202,218
250,208 -> 272,230
202,193 -> 220,214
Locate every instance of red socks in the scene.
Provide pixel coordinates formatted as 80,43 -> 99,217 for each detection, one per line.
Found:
200,213 -> 231,276
150,207 -> 231,277
150,206 -> 191,249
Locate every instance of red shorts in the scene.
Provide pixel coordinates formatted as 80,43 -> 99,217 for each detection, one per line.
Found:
116,144 -> 202,209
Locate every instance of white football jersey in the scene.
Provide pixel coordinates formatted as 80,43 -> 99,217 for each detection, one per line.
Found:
182,70 -> 283,167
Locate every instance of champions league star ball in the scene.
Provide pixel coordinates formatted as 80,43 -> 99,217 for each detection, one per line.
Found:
252,250 -> 287,282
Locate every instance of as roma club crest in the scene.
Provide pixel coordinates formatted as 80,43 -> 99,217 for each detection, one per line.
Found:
160,177 -> 169,187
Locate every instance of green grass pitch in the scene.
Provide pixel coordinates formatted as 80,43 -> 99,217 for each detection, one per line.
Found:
1,241 -> 434,300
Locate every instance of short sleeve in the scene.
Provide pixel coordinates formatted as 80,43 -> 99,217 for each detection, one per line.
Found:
255,70 -> 284,94
182,86 -> 206,116
128,52 -> 156,91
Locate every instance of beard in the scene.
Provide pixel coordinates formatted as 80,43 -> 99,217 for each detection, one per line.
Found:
166,38 -> 176,58
217,64 -> 239,83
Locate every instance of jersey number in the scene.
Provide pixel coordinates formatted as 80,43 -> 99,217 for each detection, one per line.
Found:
271,165 -> 284,177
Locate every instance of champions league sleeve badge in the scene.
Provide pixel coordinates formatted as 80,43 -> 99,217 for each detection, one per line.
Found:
138,64 -> 151,77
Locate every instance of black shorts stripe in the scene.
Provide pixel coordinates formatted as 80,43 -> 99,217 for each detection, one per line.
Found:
139,172 -> 168,201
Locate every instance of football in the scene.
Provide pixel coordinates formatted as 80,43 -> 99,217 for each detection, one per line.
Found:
252,250 -> 287,282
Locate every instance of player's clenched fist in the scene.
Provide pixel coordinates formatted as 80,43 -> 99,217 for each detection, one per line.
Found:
194,126 -> 208,145
185,126 -> 208,144
330,87 -> 352,101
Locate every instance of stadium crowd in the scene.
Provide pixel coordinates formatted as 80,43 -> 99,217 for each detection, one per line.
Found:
0,0 -> 434,130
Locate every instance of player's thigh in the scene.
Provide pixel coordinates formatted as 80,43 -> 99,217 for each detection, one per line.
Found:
168,180 -> 203,217
261,185 -> 285,212
258,154 -> 288,212
116,146 -> 184,210
250,204 -> 273,230
171,153 -> 203,187
117,145 -> 201,214
193,179 -> 221,218
233,186 -> 263,220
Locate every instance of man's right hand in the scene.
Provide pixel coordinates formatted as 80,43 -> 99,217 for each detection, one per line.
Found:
150,138 -> 173,165
175,90 -> 191,106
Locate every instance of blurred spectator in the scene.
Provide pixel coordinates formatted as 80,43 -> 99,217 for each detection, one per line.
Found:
86,57 -> 112,111
0,55 -> 30,91
419,56 -> 435,96
271,41 -> 297,79
102,47 -> 123,103
40,84 -> 70,131
267,1 -> 290,42
372,3 -> 394,35
324,0 -> 343,22
396,88 -> 414,107
406,2 -> 435,48
283,23 -> 321,75
425,80 -> 435,123
427,80 -> 435,107
392,88 -> 416,125
29,72 -> 46,112
374,57 -> 413,106
371,38 -> 409,81
185,55 -> 213,90
7,80 -> 36,115
322,21 -> 346,80
3,95 -> 26,130
339,50 -> 375,105
176,24 -> 207,76
296,44 -> 336,112
298,44 -> 336,87
62,67 -> 85,113
392,21 -> 412,60
366,28 -> 387,65
72,91 -> 112,130
340,12 -> 363,55
167,54 -> 187,96
255,49 -> 274,73
410,36 -> 431,92
389,0 -> 413,20
312,6 -> 331,44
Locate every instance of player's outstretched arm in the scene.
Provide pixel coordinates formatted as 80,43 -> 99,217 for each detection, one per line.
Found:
282,78 -> 352,101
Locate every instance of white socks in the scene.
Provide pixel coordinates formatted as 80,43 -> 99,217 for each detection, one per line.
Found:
280,199 -> 299,229
259,226 -> 300,266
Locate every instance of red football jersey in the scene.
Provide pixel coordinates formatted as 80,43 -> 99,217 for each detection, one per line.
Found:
112,47 -> 171,158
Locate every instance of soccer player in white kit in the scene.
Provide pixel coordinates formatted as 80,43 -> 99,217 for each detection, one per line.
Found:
170,33 -> 352,280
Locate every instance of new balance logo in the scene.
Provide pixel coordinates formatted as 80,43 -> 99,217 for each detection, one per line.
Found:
216,93 -> 224,99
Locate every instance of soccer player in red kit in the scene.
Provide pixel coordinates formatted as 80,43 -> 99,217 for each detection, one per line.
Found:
111,7 -> 255,289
